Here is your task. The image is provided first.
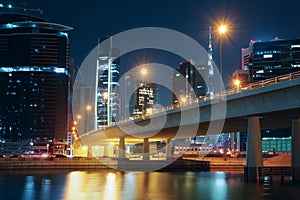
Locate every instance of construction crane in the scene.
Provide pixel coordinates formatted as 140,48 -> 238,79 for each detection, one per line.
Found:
0,2 -> 43,14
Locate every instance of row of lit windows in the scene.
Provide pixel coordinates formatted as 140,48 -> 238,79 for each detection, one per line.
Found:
0,66 -> 67,74
255,50 -> 281,55
175,146 -> 212,152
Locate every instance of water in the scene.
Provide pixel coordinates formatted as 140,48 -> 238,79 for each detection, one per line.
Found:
0,170 -> 299,200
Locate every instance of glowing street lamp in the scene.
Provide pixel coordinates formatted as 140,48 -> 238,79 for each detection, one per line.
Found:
233,79 -> 240,87
86,105 -> 92,111
233,79 -> 241,92
180,96 -> 187,105
141,68 -> 147,77
76,114 -> 81,134
219,25 -> 227,34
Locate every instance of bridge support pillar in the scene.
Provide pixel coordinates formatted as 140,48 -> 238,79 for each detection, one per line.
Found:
166,138 -> 172,159
142,138 -> 150,161
292,119 -> 300,182
87,146 -> 93,158
245,117 -> 263,182
118,138 -> 126,159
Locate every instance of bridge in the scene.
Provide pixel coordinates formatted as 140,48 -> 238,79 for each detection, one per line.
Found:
76,71 -> 300,180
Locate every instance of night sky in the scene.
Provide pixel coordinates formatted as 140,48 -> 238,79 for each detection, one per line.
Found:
2,0 -> 300,85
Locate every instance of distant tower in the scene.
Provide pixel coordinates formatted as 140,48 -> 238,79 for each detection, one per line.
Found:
207,25 -> 214,97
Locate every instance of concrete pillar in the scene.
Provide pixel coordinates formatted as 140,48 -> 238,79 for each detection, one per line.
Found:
166,138 -> 172,159
142,138 -> 150,161
246,117 -> 263,182
292,119 -> 300,182
118,138 -> 126,159
87,146 -> 93,158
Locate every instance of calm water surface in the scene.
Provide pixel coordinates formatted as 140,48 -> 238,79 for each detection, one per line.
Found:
0,170 -> 299,200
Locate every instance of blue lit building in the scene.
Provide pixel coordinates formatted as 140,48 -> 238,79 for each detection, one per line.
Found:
242,38 -> 300,82
0,13 -> 73,142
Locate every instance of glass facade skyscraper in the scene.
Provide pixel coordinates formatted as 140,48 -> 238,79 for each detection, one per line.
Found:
96,37 -> 120,128
172,61 -> 206,104
0,13 -> 72,141
243,38 -> 300,82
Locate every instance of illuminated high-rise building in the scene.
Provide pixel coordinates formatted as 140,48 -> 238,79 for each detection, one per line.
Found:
96,37 -> 120,128
243,38 -> 300,82
172,61 -> 206,104
0,13 -> 72,141
131,82 -> 157,116
207,25 -> 214,97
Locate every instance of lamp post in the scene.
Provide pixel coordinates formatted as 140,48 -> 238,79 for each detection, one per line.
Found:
140,68 -> 147,119
86,105 -> 92,132
218,24 -> 227,98
77,114 -> 81,134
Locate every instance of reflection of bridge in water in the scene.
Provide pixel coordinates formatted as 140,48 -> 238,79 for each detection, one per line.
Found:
76,72 -> 300,180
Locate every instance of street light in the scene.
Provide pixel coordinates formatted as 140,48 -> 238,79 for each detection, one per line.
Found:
86,105 -> 92,132
218,24 -> 228,98
233,79 -> 240,92
180,96 -> 187,106
76,114 -> 81,134
141,68 -> 147,77
86,105 -> 92,111
140,68 -> 148,118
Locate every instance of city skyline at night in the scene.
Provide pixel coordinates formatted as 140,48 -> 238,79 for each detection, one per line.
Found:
1,2 -> 300,200
2,0 -> 300,86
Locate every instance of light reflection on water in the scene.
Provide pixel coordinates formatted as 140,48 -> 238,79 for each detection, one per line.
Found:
0,170 -> 300,200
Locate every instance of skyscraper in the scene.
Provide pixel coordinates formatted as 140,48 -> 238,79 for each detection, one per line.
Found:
0,13 -> 72,141
207,25 -> 214,97
96,37 -> 120,128
131,82 -> 157,116
172,61 -> 206,104
243,38 -> 300,82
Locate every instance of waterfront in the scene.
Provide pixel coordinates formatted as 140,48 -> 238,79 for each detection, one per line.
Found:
0,170 -> 299,200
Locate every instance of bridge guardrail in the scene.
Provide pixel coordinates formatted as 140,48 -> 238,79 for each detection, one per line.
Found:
116,71 -> 300,125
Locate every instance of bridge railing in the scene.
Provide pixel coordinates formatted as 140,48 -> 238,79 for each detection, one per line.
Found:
116,71 -> 300,125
